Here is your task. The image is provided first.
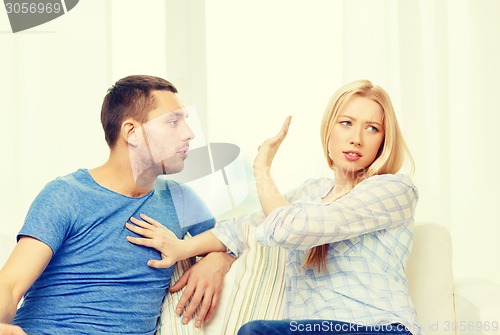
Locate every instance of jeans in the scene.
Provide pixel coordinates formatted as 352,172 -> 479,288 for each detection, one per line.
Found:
237,320 -> 413,335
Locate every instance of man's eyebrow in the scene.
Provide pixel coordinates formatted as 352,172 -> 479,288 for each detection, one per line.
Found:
166,110 -> 187,118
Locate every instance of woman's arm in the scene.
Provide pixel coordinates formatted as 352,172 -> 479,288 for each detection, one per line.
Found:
255,174 -> 418,250
253,116 -> 292,215
126,214 -> 226,268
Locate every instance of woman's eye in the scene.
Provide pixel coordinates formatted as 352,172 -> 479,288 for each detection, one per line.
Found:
367,125 -> 379,133
168,120 -> 179,126
340,120 -> 351,126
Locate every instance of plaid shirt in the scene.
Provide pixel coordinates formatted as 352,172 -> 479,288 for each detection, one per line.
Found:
213,174 -> 422,334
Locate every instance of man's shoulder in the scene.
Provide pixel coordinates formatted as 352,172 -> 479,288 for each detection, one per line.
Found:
40,169 -> 85,191
36,169 -> 101,206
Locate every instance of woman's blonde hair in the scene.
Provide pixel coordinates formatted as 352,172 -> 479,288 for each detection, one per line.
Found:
302,79 -> 414,271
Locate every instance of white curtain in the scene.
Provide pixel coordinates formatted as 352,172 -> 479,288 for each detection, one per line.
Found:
1,0 -> 499,283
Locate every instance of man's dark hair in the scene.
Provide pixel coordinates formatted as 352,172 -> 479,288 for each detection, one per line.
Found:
101,75 -> 178,148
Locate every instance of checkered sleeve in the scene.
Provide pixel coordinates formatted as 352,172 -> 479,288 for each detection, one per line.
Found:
255,174 -> 418,250
212,210 -> 266,256
211,179 -> 317,255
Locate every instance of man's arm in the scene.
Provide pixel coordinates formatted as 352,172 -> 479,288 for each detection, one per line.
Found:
0,237 -> 52,325
0,324 -> 27,335
169,251 -> 235,328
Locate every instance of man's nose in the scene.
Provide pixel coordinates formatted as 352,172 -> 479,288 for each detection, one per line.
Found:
182,121 -> 195,141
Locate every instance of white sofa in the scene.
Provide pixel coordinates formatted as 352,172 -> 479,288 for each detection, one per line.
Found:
158,221 -> 500,335
2,222 -> 499,335
406,223 -> 500,335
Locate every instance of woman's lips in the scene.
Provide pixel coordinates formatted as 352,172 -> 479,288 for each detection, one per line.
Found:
343,151 -> 362,162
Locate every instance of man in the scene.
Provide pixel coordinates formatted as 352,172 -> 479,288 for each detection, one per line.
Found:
0,75 -> 234,335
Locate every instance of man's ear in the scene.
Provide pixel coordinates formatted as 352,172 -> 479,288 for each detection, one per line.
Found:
122,119 -> 141,147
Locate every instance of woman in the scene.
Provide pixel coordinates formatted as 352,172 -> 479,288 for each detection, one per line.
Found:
126,80 -> 421,335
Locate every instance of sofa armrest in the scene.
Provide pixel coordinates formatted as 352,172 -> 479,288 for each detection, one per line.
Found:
454,279 -> 500,335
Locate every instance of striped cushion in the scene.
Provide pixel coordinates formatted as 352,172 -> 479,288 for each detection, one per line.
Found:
156,257 -> 202,335
157,220 -> 287,335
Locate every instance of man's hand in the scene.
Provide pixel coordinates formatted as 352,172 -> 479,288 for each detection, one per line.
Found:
0,324 -> 27,335
169,251 -> 235,328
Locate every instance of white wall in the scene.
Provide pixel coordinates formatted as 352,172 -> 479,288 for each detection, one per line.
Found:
205,0 -> 343,197
202,0 -> 500,284
0,0 -> 111,242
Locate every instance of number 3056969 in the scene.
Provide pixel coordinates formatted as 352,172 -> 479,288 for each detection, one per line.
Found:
444,321 -> 499,332
5,2 -> 62,14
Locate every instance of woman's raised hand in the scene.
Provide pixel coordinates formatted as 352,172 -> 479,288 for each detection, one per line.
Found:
253,116 -> 292,171
126,214 -> 186,268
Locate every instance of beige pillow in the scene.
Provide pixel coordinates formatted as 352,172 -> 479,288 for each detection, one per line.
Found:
157,218 -> 287,335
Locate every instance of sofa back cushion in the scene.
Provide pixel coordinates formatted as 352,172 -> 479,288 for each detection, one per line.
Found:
406,223 -> 456,334
158,222 -> 455,335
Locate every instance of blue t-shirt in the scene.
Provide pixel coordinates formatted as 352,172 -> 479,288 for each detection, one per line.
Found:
13,169 -> 214,335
